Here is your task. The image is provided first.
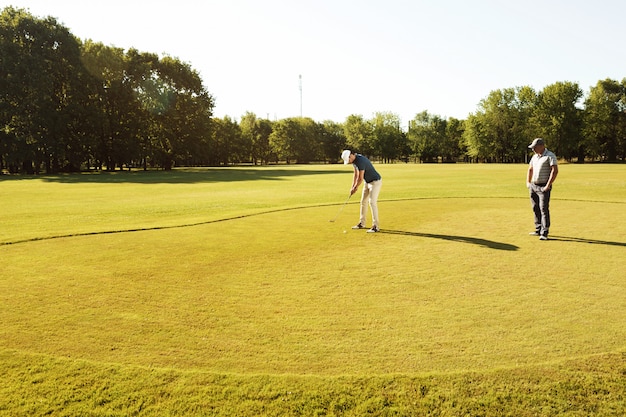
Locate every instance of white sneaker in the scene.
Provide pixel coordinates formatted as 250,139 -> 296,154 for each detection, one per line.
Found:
367,226 -> 380,233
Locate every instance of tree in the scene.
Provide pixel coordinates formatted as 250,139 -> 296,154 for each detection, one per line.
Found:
153,55 -> 214,169
0,7 -> 88,173
239,112 -> 258,164
408,111 -> 444,163
343,115 -> 374,156
269,118 -> 297,163
319,120 -> 346,163
82,46 -> 215,169
124,49 -> 165,169
583,78 -> 626,161
1,7 -> 218,171
240,112 -> 273,165
371,112 -> 404,163
464,87 -> 536,162
210,116 -> 240,166
269,117 -> 320,163
295,118 -> 322,163
444,118 -> 465,162
81,41 -> 140,170
255,118 -> 274,165
532,81 -> 583,161
406,113 -> 465,163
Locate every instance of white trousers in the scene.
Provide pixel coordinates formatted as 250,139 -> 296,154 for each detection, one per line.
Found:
359,179 -> 382,227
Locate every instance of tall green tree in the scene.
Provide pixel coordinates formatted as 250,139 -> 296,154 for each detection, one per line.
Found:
239,112 -> 258,164
464,87 -> 536,162
153,56 -> 214,169
269,118 -> 297,163
532,81 -> 583,161
408,111 -> 445,163
210,116 -> 240,166
124,49 -> 164,169
0,7 -> 88,173
2,7 -> 216,171
255,118 -> 274,165
371,112 -> 404,163
444,118 -> 465,162
343,115 -> 374,156
583,78 -> 626,161
319,120 -> 346,163
269,117 -> 320,164
295,118 -> 322,163
81,41 -> 140,170
407,112 -> 464,163
240,112 -> 273,165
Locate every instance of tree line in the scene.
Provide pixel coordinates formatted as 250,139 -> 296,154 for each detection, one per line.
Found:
1,7 -> 625,174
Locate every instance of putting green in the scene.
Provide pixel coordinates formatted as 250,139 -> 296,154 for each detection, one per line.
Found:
2,196 -> 624,376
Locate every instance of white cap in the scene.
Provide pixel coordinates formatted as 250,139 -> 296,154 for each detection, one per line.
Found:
528,138 -> 545,149
341,149 -> 351,164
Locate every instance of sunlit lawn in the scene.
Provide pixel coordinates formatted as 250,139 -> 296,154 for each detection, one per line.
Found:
1,163 -> 625,416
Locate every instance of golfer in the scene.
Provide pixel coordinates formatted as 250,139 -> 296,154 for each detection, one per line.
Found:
526,138 -> 558,240
341,150 -> 382,233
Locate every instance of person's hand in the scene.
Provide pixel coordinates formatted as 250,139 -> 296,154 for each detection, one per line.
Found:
350,187 -> 357,195
541,184 -> 551,192
526,182 -> 531,189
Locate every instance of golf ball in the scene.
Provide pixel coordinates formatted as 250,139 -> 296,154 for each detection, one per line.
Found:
343,230 -> 347,233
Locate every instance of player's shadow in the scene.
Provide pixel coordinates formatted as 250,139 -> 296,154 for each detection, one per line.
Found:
548,235 -> 626,247
380,229 -> 519,251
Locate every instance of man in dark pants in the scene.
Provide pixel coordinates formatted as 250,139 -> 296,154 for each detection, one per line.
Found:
526,138 -> 558,240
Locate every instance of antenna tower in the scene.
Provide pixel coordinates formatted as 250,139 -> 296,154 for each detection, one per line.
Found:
299,74 -> 302,117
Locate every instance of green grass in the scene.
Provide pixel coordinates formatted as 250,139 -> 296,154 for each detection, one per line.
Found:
1,163 -> 625,416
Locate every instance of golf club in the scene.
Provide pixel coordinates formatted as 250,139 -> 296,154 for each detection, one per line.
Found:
329,194 -> 352,222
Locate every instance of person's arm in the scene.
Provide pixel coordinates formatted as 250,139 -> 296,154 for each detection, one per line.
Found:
543,165 -> 558,191
526,165 -> 533,188
351,168 -> 365,195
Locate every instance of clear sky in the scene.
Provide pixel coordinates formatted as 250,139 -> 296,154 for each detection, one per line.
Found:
4,0 -> 625,126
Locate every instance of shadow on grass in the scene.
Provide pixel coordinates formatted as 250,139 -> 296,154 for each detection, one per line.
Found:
0,167 -> 347,184
548,235 -> 626,247
380,229 -> 519,251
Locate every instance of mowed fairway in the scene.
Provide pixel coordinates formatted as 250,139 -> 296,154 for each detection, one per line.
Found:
1,164 -> 625,416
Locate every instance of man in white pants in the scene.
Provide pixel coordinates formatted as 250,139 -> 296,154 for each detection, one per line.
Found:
341,150 -> 382,233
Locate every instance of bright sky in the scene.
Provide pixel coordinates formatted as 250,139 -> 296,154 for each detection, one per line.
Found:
4,0 -> 625,126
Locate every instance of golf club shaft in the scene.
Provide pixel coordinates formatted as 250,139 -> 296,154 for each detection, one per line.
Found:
330,194 -> 351,222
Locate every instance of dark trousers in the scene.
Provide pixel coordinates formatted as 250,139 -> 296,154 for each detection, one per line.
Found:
530,184 -> 551,236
